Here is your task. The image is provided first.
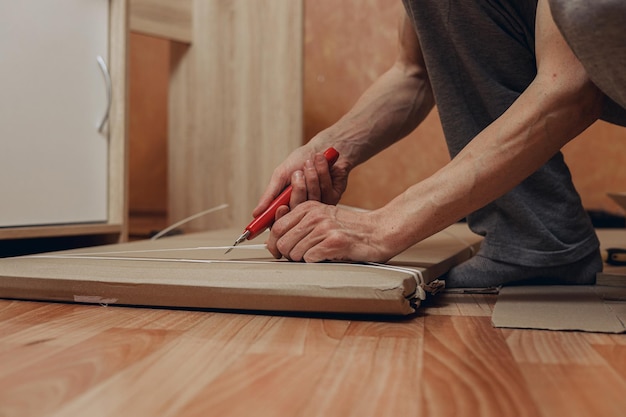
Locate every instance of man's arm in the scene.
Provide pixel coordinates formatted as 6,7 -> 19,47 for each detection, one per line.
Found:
368,0 -> 605,254
268,0 -> 604,263
253,14 -> 434,218
311,14 -> 434,168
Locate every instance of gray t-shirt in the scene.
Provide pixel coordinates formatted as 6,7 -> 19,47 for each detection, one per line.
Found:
402,0 -> 599,267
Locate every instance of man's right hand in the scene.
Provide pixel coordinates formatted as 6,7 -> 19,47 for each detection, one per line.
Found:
252,144 -> 350,219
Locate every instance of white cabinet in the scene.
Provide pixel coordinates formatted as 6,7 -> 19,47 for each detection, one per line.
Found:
0,0 -> 127,241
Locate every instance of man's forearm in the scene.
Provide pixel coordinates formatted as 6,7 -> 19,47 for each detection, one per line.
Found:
310,62 -> 434,170
374,71 -> 603,254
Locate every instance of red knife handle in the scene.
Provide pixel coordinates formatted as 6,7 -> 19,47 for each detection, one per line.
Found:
244,147 -> 340,240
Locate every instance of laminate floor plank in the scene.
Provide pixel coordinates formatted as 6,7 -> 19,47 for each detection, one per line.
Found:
421,316 -> 541,417
344,316 -> 423,338
0,304 -> 172,350
0,302 -> 79,347
0,327 -> 177,417
245,316 -> 350,355
0,300 -> 61,322
113,306 -> 210,331
179,353 -> 335,417
300,318 -> 352,354
590,344 -> 626,382
0,294 -> 624,417
504,329 -> 606,365
297,324 -> 425,417
0,340 -> 71,379
518,363 -> 626,417
174,317 -> 350,416
46,313 -> 275,417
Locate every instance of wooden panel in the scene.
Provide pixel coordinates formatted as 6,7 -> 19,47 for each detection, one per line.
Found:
128,32 -> 169,238
130,0 -> 192,43
0,224 -> 124,240
168,0 -> 303,232
108,0 -> 129,239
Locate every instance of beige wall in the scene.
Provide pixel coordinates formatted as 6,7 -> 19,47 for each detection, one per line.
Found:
304,0 -> 626,214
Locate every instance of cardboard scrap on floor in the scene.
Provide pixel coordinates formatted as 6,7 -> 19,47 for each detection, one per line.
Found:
492,285 -> 626,333
492,227 -> 626,333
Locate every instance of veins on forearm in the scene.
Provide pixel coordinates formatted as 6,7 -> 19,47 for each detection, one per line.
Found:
328,67 -> 433,166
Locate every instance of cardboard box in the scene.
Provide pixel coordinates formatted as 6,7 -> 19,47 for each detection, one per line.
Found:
0,224 -> 482,316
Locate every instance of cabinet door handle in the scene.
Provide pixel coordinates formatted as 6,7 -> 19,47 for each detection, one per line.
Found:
96,55 -> 112,133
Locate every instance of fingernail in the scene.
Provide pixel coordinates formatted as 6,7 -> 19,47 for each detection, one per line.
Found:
293,170 -> 303,179
305,159 -> 314,169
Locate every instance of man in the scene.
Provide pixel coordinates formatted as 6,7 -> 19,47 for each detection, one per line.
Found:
253,0 -> 626,288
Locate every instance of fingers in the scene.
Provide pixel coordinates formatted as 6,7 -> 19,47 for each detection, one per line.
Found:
266,202 -> 392,263
267,202 -> 314,261
267,205 -> 291,259
267,202 -> 350,262
315,153 -> 335,203
253,150 -> 331,218
287,229 -> 327,262
289,153 -> 332,209
289,170 -> 306,208
304,158 -> 322,202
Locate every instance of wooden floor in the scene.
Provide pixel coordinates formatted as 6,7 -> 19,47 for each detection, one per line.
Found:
1,293 -> 624,417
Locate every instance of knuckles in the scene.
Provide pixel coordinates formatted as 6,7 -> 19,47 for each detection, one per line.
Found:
270,201 -> 345,262
323,230 -> 346,250
275,238 -> 291,258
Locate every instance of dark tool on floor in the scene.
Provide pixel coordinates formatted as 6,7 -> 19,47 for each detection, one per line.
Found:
603,248 -> 626,266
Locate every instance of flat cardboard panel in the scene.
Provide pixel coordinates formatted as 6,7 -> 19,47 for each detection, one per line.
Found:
0,224 -> 482,316
492,285 -> 626,333
492,229 -> 626,333
0,257 -> 418,315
